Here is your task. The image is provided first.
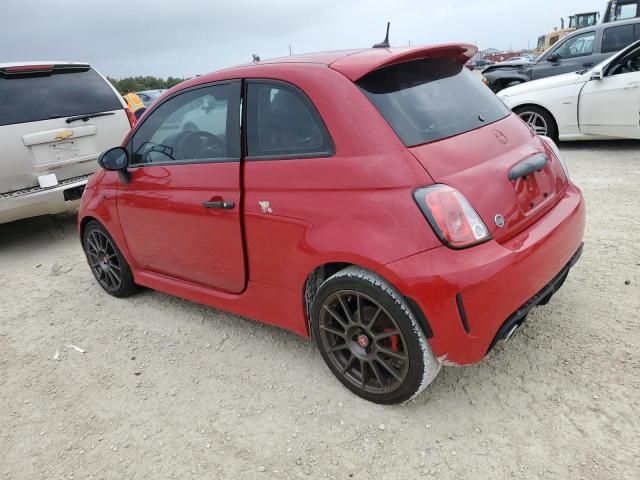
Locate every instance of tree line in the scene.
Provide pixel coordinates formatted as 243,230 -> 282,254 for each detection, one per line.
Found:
107,76 -> 187,94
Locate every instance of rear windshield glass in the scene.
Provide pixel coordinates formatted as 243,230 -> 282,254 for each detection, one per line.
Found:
0,68 -> 122,127
358,58 -> 510,146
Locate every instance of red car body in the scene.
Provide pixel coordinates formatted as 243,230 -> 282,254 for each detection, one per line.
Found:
79,44 -> 585,367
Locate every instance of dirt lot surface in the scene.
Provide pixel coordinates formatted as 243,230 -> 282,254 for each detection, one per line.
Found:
1,141 -> 639,479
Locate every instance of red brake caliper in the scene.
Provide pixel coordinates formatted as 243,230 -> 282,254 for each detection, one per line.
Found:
383,328 -> 400,352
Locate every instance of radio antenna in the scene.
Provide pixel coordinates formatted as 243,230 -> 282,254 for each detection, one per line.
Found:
372,22 -> 391,48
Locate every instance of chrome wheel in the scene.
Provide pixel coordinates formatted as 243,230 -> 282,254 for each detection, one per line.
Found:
518,110 -> 548,136
85,230 -> 122,292
318,290 -> 409,394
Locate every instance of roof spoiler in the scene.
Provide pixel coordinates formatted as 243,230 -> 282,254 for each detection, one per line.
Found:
330,44 -> 478,81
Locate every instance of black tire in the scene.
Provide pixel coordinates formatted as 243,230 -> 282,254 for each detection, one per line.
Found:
310,266 -> 440,405
82,221 -> 139,298
513,105 -> 558,141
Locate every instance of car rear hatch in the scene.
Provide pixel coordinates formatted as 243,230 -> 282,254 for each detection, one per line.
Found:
0,63 -> 130,194
355,52 -> 568,243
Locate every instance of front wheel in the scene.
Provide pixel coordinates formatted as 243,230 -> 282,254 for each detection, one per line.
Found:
82,221 -> 139,298
514,105 -> 558,140
311,266 -> 441,404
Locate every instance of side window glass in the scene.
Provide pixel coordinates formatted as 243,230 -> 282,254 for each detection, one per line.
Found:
554,32 -> 595,59
617,4 -> 638,20
246,82 -> 333,158
606,45 -> 640,77
129,82 -> 240,166
602,25 -> 635,54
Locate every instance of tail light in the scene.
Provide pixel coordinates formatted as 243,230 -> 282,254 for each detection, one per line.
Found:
413,185 -> 491,249
540,135 -> 570,180
125,108 -> 137,128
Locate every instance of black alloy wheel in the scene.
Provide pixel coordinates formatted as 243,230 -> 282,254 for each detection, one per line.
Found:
318,290 -> 409,395
82,221 -> 139,298
85,229 -> 122,292
311,266 -> 441,404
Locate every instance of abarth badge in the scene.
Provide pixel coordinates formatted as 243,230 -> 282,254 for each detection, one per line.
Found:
258,201 -> 273,214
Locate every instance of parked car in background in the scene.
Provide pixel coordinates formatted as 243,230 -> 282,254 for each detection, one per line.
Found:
0,62 -> 133,224
512,55 -> 536,62
135,89 -> 166,107
79,43 -> 584,404
497,55 -> 536,66
499,39 -> 640,141
466,59 -> 494,70
484,17 -> 640,92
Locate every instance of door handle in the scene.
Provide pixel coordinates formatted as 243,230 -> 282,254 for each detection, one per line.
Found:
624,82 -> 640,90
202,199 -> 235,209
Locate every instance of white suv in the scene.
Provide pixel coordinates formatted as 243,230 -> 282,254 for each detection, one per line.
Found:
0,62 -> 132,224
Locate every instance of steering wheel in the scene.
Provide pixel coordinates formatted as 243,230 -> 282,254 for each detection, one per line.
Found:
174,130 -> 225,160
627,58 -> 640,73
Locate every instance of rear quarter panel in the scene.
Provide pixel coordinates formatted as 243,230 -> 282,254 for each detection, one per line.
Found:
239,65 -> 440,292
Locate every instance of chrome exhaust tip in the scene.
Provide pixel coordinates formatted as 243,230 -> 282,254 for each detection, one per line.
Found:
494,324 -> 519,350
503,324 -> 519,342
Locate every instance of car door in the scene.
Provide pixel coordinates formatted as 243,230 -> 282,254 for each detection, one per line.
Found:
532,31 -> 598,80
579,43 -> 640,139
117,81 -> 246,293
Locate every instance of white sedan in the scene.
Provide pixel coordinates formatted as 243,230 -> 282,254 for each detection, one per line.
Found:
498,39 -> 640,141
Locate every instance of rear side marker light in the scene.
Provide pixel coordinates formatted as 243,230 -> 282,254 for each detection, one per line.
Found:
413,185 -> 491,249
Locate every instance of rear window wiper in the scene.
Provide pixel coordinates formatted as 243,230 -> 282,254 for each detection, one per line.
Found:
65,111 -> 116,124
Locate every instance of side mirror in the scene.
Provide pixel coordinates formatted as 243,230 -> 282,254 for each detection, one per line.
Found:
590,70 -> 603,80
546,54 -> 560,63
98,147 -> 128,171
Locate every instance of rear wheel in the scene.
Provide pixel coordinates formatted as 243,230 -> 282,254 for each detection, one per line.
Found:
311,266 -> 440,404
514,105 -> 558,140
82,221 -> 139,298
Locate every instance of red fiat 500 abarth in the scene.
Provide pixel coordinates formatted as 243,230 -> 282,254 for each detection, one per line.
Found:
79,44 -> 585,404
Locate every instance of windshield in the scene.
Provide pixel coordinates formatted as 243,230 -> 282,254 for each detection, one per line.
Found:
358,57 -> 510,147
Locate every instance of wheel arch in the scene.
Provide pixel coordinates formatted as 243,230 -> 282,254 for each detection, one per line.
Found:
79,214 -> 98,241
302,261 -> 433,340
78,213 -> 138,272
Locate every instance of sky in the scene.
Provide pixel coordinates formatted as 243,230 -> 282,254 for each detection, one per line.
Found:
2,0 -> 606,78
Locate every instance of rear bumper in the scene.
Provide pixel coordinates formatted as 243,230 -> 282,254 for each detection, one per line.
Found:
381,183 -> 586,365
0,175 -> 90,224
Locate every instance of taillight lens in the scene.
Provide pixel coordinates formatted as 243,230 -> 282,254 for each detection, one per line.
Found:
413,185 -> 491,249
540,135 -> 570,180
125,108 -> 137,128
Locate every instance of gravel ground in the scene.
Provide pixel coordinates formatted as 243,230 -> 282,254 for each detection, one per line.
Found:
1,141 -> 638,480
